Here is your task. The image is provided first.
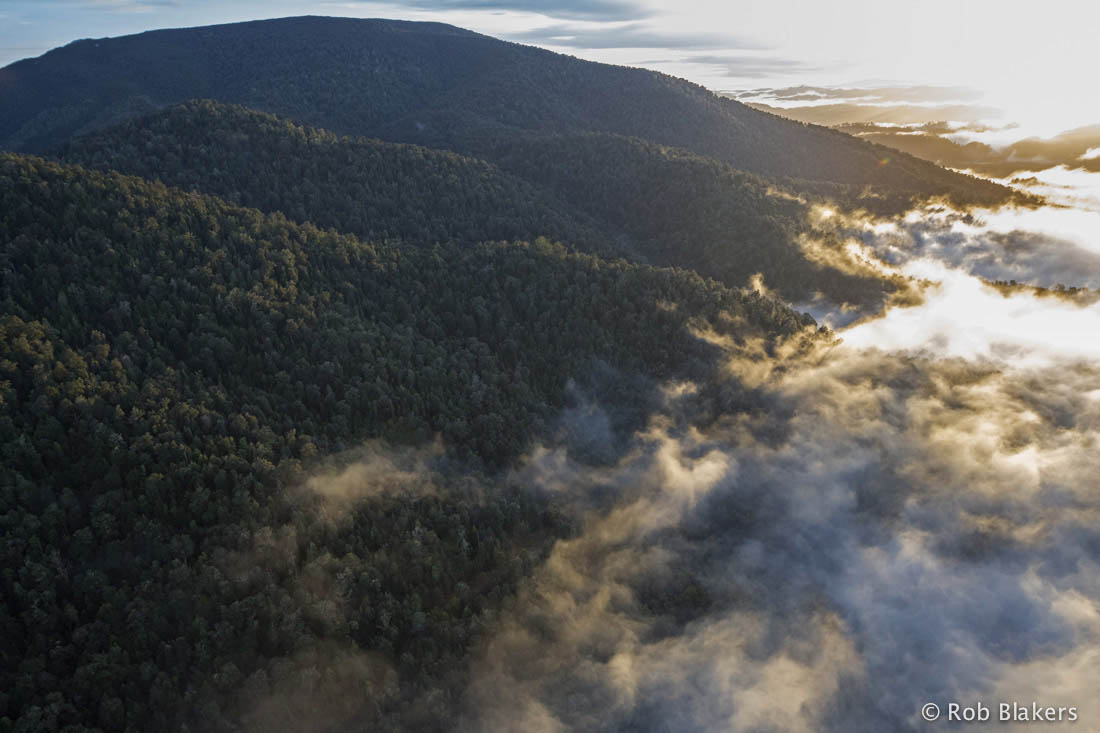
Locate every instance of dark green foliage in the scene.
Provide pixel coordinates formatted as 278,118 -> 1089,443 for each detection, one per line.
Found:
477,130 -> 895,305
0,154 -> 806,462
1,16 -> 1015,208
0,154 -> 809,731
61,101 -> 896,305
60,100 -> 615,254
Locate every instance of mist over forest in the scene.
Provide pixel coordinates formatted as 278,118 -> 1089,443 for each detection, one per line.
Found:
2,13 -> 1099,733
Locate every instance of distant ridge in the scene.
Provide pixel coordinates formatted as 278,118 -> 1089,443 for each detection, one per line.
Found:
1,15 -> 1015,208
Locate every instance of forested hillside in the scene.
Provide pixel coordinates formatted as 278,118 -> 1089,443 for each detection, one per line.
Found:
0,154 -> 812,731
60,101 -> 616,255
0,16 -> 1015,209
61,101 -> 902,304
475,131 -> 899,305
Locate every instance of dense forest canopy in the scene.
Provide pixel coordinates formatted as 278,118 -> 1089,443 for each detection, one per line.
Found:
59,101 -> 617,256
0,153 -> 812,731
60,100 -> 900,305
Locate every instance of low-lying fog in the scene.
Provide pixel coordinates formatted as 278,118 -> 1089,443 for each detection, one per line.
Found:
455,170 -> 1100,731
261,163 -> 1100,732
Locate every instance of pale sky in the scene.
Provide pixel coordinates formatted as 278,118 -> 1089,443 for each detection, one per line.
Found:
2,0 -> 1098,137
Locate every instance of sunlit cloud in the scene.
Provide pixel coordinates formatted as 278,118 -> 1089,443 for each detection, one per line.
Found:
1001,166 -> 1100,213
728,82 -> 1100,180
842,262 -> 1100,367
462,302 -> 1100,729
841,122 -> 1100,177
736,84 -> 983,104
458,171 -> 1100,729
334,0 -> 651,21
678,53 -> 817,78
962,200 -> 1100,255
730,84 -> 997,126
505,21 -> 760,50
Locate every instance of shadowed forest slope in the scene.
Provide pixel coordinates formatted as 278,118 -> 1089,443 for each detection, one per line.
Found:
61,101 -> 895,305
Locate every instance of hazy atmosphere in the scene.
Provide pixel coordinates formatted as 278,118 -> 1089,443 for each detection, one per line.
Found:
2,2 -> 1098,731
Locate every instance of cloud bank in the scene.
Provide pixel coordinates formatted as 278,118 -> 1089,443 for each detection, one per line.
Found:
208,143 -> 1100,733
506,21 -> 761,51
453,190 -> 1100,731
456,328 -> 1100,731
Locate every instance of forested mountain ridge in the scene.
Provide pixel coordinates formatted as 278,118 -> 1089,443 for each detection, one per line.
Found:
59,100 -> 619,256
0,153 -> 813,731
472,130 -> 898,305
1,153 -> 808,463
1,15 -> 1015,208
60,100 -> 898,304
